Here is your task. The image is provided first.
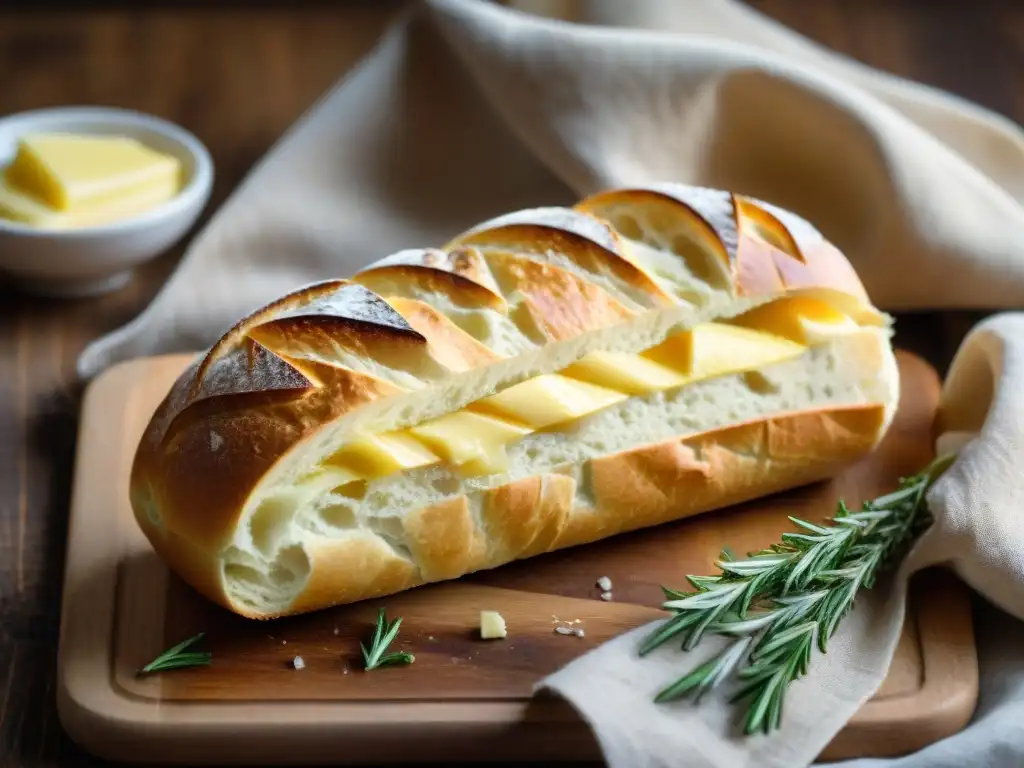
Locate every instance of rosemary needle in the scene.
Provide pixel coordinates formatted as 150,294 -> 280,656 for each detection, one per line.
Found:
645,453 -> 954,734
138,632 -> 211,675
361,608 -> 415,671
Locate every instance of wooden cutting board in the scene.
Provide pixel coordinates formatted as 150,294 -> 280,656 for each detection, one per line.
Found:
57,350 -> 978,765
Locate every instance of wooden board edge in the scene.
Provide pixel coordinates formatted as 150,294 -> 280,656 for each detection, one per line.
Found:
57,357 -> 156,759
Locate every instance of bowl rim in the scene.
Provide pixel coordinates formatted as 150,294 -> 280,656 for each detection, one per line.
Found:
0,105 -> 214,238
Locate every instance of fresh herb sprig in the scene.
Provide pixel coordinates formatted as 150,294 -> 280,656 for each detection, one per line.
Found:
644,454 -> 954,735
138,632 -> 211,675
361,608 -> 415,671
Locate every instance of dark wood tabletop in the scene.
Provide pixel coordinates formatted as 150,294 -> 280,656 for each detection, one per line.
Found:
0,1 -> 1017,765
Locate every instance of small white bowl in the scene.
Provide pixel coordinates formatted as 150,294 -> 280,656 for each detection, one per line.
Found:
0,106 -> 213,298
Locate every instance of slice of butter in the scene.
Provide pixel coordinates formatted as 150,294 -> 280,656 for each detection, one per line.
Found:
473,374 -> 628,430
480,610 -> 507,639
407,410 -> 530,470
643,323 -> 806,380
4,133 -> 182,212
296,465 -> 365,494
330,432 -> 439,478
561,350 -> 691,395
0,174 -> 179,229
729,297 -> 859,344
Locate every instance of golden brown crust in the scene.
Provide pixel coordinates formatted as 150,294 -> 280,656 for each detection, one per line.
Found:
446,207 -> 676,308
404,496 -> 487,582
353,247 -> 508,312
484,250 -> 636,342
575,184 -> 870,302
288,535 -> 420,616
480,477 -> 545,562
575,405 -> 885,545
133,364 -> 403,551
383,297 -> 503,371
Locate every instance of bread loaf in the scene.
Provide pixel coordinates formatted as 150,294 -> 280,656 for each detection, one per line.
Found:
129,183 -> 899,619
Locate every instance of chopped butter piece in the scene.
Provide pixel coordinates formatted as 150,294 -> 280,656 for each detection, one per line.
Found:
561,350 -> 690,395
480,610 -> 507,639
408,411 -> 529,470
5,132 -> 181,211
330,432 -> 439,478
0,173 -> 179,229
474,373 -> 627,430
643,323 -> 806,381
296,465 -> 365,496
729,297 -> 859,344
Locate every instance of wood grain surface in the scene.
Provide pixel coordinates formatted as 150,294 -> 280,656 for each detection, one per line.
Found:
0,1 -> 1018,765
56,350 -> 975,765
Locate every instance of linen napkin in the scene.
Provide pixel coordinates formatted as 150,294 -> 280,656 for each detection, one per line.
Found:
73,1 -> 1024,766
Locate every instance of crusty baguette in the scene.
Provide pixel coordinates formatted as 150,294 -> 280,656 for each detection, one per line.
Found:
129,183 -> 899,619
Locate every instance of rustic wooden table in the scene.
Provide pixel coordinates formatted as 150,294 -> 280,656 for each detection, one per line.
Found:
0,1 -> 1013,765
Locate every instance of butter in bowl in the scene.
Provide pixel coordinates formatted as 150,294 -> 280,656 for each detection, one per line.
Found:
0,107 -> 213,297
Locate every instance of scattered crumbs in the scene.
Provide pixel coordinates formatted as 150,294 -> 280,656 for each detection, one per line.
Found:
554,626 -> 575,636
428,635 -> 435,641
574,628 -> 585,638
596,576 -> 612,592
292,656 -> 305,670
333,627 -> 340,636
281,640 -> 287,645
551,615 -> 559,623
600,591 -> 613,602
343,669 -> 349,675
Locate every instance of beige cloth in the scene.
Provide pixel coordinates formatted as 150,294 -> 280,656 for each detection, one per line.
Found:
75,1 -> 1024,766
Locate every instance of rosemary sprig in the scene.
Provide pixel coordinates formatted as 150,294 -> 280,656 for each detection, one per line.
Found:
138,632 -> 211,675
361,608 -> 415,671
644,453 -> 954,734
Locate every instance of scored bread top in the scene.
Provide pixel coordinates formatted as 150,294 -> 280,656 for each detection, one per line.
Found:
130,183 -> 874,554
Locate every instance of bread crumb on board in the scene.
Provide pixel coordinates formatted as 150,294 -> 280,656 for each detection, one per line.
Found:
554,626 -> 585,637
291,656 -> 305,670
480,610 -> 507,639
